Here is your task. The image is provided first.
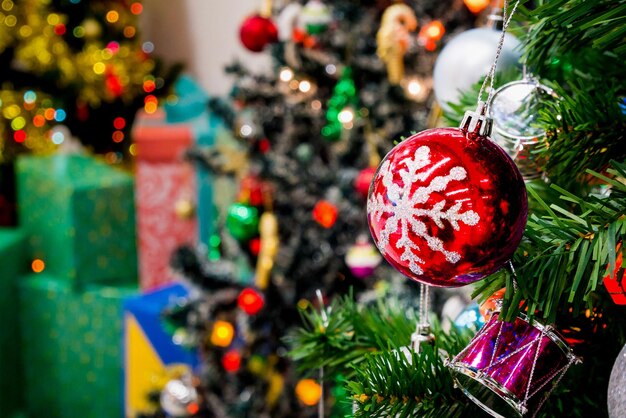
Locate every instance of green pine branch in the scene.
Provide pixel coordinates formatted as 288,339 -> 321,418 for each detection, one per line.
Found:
287,294 -> 479,417
534,81 -> 626,187
521,0 -> 626,75
348,343 -> 480,418
285,295 -> 416,379
474,161 -> 626,324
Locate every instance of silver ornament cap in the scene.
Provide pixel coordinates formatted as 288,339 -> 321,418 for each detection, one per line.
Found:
160,378 -> 199,417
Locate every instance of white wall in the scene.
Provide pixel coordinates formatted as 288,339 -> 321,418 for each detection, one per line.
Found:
142,0 -> 272,96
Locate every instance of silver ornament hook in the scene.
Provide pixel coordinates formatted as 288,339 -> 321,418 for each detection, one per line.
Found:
460,101 -> 493,137
477,0 -> 522,108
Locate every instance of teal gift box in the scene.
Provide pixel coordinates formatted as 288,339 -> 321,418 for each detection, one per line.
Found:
17,154 -> 137,285
19,273 -> 137,418
0,228 -> 28,417
165,75 -> 221,245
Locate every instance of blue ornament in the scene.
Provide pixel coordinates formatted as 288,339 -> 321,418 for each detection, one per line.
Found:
454,303 -> 485,332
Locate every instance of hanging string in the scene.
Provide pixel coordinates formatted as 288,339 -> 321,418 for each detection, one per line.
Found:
507,260 -> 520,293
477,0 -> 522,107
413,283 -> 432,353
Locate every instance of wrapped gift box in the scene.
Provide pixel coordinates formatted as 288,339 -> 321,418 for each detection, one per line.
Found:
19,274 -> 137,418
16,155 -> 137,285
133,108 -> 198,290
165,75 -> 220,246
124,283 -> 199,417
0,228 -> 27,417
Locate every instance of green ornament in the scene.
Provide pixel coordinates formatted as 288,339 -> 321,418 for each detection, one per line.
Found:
330,374 -> 353,417
323,67 -> 358,142
226,203 -> 259,241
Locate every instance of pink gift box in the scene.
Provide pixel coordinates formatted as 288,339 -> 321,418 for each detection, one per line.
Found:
133,109 -> 197,290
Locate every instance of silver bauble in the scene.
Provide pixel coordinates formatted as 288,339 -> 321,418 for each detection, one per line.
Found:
608,344 -> 626,418
160,378 -> 199,417
489,79 -> 557,181
433,28 -> 521,110
276,3 -> 303,41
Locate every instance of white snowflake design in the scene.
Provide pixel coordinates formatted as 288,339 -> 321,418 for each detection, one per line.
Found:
368,145 -> 480,276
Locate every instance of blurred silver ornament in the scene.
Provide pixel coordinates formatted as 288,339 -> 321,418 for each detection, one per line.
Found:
235,109 -> 262,139
608,344 -> 626,418
489,77 -> 557,181
433,27 -> 521,110
160,377 -> 199,417
276,2 -> 302,41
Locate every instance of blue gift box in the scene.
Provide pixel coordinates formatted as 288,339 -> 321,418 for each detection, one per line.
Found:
124,283 -> 199,417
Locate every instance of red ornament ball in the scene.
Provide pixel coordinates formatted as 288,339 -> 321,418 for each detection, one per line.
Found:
354,167 -> 376,198
222,350 -> 242,373
239,15 -> 278,53
367,127 -> 527,287
238,175 -> 265,206
238,287 -> 265,315
249,237 -> 262,256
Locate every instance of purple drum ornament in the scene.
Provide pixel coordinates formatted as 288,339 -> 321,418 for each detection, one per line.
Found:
447,312 -> 581,418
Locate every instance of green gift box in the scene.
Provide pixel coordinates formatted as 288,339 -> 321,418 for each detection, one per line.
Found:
19,273 -> 137,418
17,155 -> 137,284
0,228 -> 28,417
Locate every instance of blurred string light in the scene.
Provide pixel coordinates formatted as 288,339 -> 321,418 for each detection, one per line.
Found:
106,10 -> 119,23
402,76 -> 431,102
142,41 -> 154,53
130,2 -> 143,15
210,320 -> 235,347
279,67 -> 294,82
418,20 -> 445,52
0,89 -> 57,157
1,1 -> 165,162
31,259 -> 45,273
295,379 -> 322,406
298,80 -> 312,93
112,130 -> 124,143
464,0 -> 490,14
222,350 -> 241,373
113,117 -> 126,130
144,95 -> 158,113
51,130 -> 64,144
5,2 -> 156,107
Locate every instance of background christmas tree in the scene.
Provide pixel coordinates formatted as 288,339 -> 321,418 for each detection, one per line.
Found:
290,0 -> 626,417
147,0 -> 487,417
0,0 -> 176,225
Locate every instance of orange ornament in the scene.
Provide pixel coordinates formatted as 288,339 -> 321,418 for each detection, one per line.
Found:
312,200 -> 338,228
295,379 -> 322,406
479,288 -> 506,320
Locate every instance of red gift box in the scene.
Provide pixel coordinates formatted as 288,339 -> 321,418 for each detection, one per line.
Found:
133,109 -> 197,290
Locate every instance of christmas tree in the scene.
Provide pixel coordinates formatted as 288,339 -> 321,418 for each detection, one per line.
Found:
290,0 -> 626,417
0,0 -> 173,224
147,0 -> 484,417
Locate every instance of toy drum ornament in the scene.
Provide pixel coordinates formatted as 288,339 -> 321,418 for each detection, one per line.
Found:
447,311 -> 580,418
